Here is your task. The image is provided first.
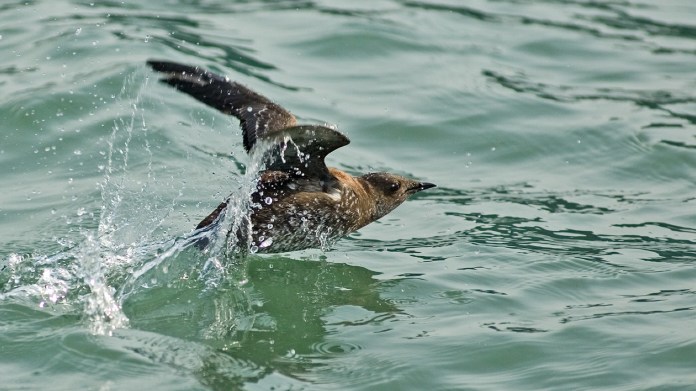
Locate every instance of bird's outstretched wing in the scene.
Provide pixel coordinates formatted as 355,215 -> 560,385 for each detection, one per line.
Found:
147,60 -> 297,152
148,60 -> 350,180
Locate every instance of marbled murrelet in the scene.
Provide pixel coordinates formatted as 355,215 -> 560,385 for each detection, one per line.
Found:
148,60 -> 435,253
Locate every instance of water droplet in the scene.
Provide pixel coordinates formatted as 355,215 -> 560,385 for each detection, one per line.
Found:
247,106 -> 253,112
264,197 -> 273,205
73,149 -> 82,155
259,237 -> 273,248
75,28 -> 82,35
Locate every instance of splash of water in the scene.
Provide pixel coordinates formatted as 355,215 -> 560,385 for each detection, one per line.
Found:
1,69 -> 157,335
0,67 -> 335,337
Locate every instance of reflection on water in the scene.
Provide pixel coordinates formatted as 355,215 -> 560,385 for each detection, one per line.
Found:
122,255 -> 401,385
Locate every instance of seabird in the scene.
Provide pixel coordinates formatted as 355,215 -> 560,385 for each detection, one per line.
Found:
147,60 -> 435,253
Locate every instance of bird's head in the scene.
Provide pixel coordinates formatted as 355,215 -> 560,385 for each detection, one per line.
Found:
361,172 -> 436,221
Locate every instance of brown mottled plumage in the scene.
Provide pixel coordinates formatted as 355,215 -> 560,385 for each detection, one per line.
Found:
147,60 -> 435,253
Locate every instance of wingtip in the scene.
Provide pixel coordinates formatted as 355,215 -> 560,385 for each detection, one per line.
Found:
146,59 -> 167,71
146,59 -> 203,75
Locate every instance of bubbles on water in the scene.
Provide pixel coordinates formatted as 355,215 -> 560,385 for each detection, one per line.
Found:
264,196 -> 273,205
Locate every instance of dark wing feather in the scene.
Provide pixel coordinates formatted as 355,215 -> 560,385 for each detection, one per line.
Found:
147,60 -> 297,152
259,125 -> 350,182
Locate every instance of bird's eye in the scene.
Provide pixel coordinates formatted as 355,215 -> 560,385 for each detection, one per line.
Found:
389,182 -> 401,193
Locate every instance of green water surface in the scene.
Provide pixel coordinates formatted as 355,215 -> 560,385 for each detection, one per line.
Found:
1,1 -> 696,390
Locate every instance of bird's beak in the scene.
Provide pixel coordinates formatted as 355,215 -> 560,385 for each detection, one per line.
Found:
419,182 -> 436,191
408,182 -> 436,193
